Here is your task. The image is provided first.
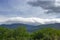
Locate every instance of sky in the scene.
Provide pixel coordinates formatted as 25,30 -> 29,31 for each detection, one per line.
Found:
0,0 -> 60,25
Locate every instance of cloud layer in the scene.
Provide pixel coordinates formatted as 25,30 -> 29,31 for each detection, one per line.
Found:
0,17 -> 60,25
0,0 -> 60,18
0,0 -> 60,25
28,0 -> 60,13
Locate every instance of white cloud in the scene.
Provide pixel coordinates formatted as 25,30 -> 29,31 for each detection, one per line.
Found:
55,0 -> 60,7
0,17 -> 60,25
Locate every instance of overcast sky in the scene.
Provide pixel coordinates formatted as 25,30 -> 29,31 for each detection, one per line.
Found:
0,0 -> 60,24
0,0 -> 60,18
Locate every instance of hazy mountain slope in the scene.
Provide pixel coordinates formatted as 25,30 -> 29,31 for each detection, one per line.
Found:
0,23 -> 60,32
34,23 -> 60,30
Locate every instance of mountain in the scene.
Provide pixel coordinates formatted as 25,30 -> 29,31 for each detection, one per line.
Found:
0,23 -> 35,32
0,23 -> 60,32
34,23 -> 60,30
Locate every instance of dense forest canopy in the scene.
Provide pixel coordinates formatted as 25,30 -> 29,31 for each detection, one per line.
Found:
0,26 -> 60,40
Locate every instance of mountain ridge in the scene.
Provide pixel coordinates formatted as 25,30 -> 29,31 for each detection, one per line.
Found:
0,23 -> 60,32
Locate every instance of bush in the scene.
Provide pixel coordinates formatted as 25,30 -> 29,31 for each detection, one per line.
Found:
31,28 -> 60,40
0,26 -> 60,40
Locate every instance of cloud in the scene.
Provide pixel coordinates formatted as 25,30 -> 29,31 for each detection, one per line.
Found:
0,0 -> 59,18
0,0 -> 60,23
28,0 -> 60,13
0,17 -> 60,25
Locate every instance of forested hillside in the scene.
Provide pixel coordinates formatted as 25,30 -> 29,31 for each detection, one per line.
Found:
0,26 -> 60,40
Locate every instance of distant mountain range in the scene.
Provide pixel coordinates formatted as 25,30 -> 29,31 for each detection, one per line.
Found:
0,23 -> 60,32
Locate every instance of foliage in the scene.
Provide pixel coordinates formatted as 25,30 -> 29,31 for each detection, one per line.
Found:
0,26 -> 60,40
31,28 -> 60,40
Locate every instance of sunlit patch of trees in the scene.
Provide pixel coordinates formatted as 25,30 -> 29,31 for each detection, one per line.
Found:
0,26 -> 60,40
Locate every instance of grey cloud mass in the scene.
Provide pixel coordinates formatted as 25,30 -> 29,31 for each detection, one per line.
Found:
0,0 -> 60,20
28,0 -> 60,13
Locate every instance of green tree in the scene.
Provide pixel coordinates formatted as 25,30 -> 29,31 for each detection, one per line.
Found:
31,28 -> 60,40
14,26 -> 30,40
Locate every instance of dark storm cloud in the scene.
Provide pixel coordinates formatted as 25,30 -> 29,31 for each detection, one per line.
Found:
28,0 -> 60,13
